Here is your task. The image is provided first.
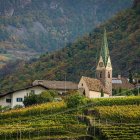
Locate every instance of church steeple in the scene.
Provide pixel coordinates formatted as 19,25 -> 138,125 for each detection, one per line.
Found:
100,28 -> 110,67
96,28 -> 112,96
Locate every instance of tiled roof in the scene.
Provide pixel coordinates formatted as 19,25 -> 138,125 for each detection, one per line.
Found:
82,76 -> 110,94
33,80 -> 78,90
112,77 -> 134,89
0,85 -> 49,98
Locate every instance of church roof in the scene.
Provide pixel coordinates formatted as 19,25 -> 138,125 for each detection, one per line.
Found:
33,80 -> 78,90
100,28 -> 110,66
82,76 -> 110,94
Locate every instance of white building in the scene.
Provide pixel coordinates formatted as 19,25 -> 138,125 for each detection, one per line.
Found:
78,76 -> 110,98
0,80 -> 78,108
0,85 -> 48,108
78,29 -> 111,98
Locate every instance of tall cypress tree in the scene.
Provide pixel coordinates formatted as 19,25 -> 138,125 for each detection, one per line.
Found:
129,70 -> 133,84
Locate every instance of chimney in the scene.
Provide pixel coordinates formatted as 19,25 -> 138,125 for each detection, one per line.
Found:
118,75 -> 121,79
38,81 -> 43,85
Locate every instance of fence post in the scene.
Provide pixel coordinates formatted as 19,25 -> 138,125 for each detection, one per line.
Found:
38,129 -> 39,138
106,119 -> 107,125
5,133 -> 6,140
17,130 -> 18,140
94,118 -> 96,137
29,131 -> 30,140
20,121 -> 21,140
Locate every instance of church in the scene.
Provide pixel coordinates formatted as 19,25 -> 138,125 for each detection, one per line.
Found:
78,28 -> 112,98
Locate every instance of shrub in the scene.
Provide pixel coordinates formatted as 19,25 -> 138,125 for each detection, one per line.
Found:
66,93 -> 87,108
13,105 -> 23,109
23,93 -> 38,107
38,91 -> 54,103
0,106 -> 11,112
101,89 -> 104,97
23,90 -> 58,107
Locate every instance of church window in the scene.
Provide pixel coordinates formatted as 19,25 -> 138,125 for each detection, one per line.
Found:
83,90 -> 85,96
99,62 -> 103,67
108,72 -> 110,78
100,72 -> 102,78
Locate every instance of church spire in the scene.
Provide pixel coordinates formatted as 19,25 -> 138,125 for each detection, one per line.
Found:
96,28 -> 112,96
100,28 -> 110,67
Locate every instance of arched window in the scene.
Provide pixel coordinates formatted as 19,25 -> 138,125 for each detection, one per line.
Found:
108,72 -> 110,78
100,72 -> 102,78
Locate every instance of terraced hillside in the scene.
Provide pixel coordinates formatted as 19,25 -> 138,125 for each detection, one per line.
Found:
86,97 -> 140,140
0,101 -> 91,140
86,105 -> 140,140
0,96 -> 140,140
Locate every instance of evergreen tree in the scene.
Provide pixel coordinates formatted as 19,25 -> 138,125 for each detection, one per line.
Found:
129,70 -> 133,84
101,89 -> 104,97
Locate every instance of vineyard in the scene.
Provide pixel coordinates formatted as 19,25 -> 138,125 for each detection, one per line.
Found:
0,101 -> 90,140
88,96 -> 140,106
95,123 -> 140,140
0,96 -> 140,139
93,105 -> 140,123
86,97 -> 140,140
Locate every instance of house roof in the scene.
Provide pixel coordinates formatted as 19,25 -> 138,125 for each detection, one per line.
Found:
33,80 -> 78,90
81,76 -> 110,94
135,83 -> 140,88
0,85 -> 48,98
112,77 -> 134,89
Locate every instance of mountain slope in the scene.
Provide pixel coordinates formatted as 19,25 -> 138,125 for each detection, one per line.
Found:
0,0 -> 132,64
0,1 -> 140,93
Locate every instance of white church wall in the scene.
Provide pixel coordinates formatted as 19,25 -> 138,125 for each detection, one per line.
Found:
78,78 -> 90,97
88,91 -> 109,98
88,91 -> 101,98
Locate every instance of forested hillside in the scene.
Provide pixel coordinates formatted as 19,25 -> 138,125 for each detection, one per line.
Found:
0,1 -> 140,93
0,0 -> 132,66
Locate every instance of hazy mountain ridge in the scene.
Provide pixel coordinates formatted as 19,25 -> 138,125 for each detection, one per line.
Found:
0,0 -> 132,65
0,1 -> 139,94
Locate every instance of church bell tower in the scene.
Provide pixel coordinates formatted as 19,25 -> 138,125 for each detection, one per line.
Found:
96,28 -> 112,96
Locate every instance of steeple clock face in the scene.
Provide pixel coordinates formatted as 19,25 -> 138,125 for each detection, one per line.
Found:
99,62 -> 103,67
107,63 -> 111,67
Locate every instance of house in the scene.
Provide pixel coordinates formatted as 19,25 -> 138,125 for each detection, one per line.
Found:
135,83 -> 140,89
78,28 -> 112,98
0,79 -> 78,108
32,80 -> 78,94
112,75 -> 134,90
78,76 -> 110,98
0,85 -> 48,108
